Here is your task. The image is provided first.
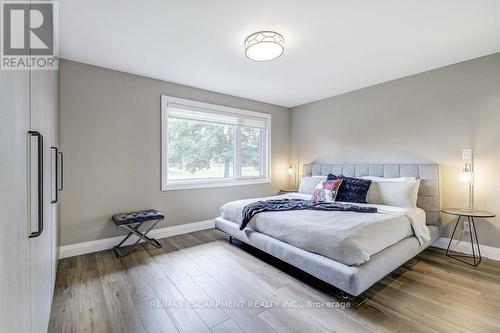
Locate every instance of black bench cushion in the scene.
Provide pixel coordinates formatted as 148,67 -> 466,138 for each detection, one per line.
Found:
112,209 -> 164,226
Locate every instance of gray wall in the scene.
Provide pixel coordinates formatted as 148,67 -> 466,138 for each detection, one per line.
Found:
291,53 -> 500,247
59,59 -> 290,246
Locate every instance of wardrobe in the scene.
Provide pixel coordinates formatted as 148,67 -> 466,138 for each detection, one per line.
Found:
0,62 -> 60,331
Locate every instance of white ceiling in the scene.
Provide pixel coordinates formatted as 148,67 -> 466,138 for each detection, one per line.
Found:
59,0 -> 500,107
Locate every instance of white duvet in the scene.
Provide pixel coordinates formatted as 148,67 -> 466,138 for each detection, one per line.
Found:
220,193 -> 431,266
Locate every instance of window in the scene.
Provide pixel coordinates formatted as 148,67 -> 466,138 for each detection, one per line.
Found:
162,96 -> 271,190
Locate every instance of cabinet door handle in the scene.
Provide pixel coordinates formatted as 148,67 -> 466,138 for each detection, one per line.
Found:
29,131 -> 44,238
51,147 -> 58,204
57,151 -> 63,191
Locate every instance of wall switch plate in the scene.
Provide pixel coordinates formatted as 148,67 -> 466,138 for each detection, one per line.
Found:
462,148 -> 473,160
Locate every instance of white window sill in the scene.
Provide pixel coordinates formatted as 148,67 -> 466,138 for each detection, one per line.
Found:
162,178 -> 271,191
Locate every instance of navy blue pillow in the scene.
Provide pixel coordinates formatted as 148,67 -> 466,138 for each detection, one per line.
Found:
326,174 -> 372,203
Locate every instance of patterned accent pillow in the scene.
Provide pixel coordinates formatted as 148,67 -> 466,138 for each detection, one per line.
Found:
312,179 -> 343,203
327,174 -> 372,204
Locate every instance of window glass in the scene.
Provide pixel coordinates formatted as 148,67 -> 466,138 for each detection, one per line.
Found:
168,118 -> 234,180
240,127 -> 263,177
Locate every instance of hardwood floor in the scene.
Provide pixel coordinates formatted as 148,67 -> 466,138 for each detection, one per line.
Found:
49,229 -> 500,333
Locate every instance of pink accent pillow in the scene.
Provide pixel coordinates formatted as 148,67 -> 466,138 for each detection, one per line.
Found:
312,179 -> 343,203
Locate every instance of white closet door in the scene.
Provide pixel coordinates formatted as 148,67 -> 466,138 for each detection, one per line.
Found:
48,69 -> 60,290
30,69 -> 56,333
0,69 -> 32,332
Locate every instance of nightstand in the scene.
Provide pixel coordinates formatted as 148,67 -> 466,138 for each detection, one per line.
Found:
278,188 -> 298,195
441,208 -> 496,267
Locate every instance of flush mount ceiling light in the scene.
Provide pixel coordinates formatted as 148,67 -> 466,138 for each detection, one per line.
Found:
245,31 -> 284,61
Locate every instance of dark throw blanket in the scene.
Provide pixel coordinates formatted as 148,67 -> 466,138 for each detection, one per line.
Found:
240,199 -> 377,230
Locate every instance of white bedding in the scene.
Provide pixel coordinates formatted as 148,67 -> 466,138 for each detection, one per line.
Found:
220,193 -> 431,266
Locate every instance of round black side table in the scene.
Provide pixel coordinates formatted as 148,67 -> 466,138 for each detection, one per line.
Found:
441,208 -> 496,267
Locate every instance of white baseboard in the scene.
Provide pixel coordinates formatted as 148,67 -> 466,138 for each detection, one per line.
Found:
59,219 -> 215,259
432,237 -> 500,262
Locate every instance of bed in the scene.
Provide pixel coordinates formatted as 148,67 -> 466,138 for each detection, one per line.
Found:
215,163 -> 440,296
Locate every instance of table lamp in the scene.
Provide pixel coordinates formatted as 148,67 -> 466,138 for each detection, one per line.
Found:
288,164 -> 297,189
459,162 -> 474,211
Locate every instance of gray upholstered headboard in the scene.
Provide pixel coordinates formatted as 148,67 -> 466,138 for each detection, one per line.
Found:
303,164 -> 440,225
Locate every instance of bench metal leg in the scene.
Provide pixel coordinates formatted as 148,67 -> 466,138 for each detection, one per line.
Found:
113,219 -> 163,258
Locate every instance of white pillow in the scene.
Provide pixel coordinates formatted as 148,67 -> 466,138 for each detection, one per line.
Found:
298,176 -> 326,195
366,179 -> 421,208
361,176 -> 417,182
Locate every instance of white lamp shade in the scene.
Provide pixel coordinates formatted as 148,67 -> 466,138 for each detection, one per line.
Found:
459,171 -> 473,185
459,162 -> 474,185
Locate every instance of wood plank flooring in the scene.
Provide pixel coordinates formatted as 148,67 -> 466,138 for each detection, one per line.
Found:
48,229 -> 500,333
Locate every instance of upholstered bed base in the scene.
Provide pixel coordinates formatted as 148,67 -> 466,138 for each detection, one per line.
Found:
215,217 -> 439,296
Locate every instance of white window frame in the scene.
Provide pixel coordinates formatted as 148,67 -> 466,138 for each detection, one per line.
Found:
161,95 -> 271,191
